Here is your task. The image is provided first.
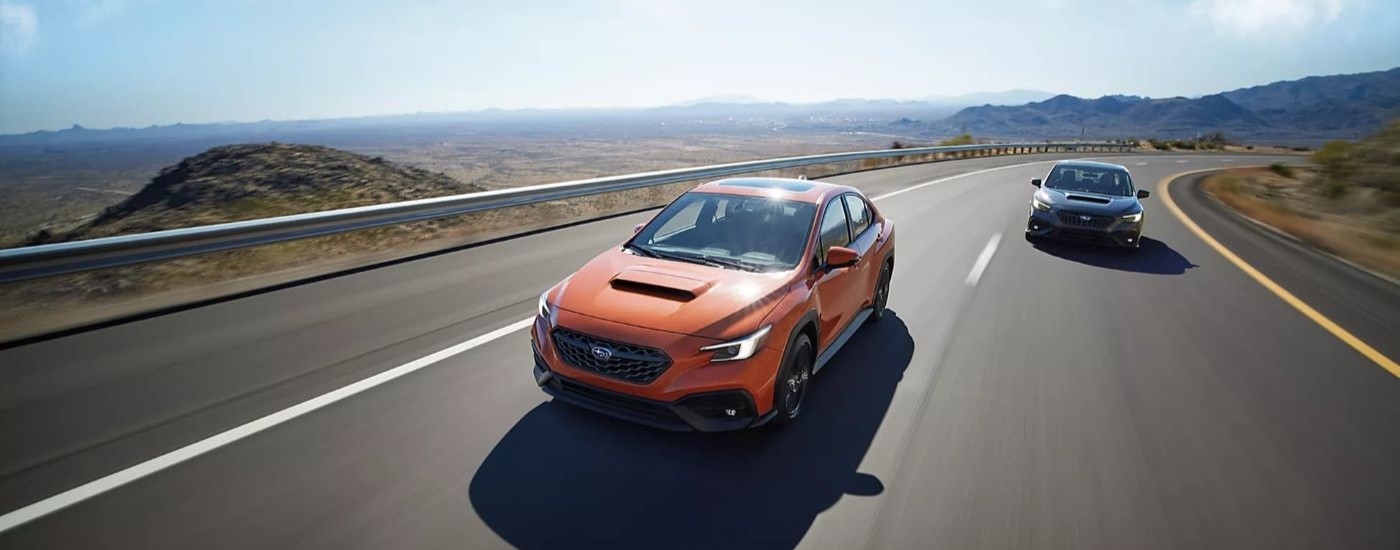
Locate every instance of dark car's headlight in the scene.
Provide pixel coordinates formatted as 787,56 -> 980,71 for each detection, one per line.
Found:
700,325 -> 772,362
1031,196 -> 1053,212
1120,211 -> 1143,222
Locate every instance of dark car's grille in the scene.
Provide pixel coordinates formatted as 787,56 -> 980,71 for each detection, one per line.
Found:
1056,211 -> 1113,229
550,327 -> 672,384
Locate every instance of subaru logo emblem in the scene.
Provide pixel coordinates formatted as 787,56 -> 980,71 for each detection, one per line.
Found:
590,346 -> 613,361
1079,215 -> 1091,221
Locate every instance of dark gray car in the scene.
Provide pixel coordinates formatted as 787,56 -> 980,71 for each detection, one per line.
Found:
1025,160 -> 1148,249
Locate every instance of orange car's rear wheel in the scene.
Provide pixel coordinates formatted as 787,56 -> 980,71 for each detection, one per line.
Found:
772,333 -> 813,425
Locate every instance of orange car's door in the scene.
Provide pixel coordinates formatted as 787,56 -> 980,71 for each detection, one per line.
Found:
841,194 -> 880,304
812,196 -> 860,350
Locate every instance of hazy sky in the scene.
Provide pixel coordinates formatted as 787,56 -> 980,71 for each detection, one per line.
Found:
1,0 -> 1397,133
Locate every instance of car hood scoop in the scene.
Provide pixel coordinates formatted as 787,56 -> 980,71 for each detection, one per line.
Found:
554,248 -> 790,340
1041,189 -> 1137,215
609,268 -> 711,301
1065,193 -> 1112,205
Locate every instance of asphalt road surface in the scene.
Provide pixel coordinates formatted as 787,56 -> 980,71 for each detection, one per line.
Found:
2,152 -> 1397,549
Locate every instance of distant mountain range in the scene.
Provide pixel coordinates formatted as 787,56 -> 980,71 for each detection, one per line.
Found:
668,90 -> 1055,109
3,69 -> 1395,147
0,90 -> 1056,147
942,67 -> 1400,140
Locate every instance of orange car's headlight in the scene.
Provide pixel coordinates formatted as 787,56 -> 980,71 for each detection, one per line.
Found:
700,325 -> 772,362
537,291 -> 554,324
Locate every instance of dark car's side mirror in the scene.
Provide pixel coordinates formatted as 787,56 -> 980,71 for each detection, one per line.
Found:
825,246 -> 860,270
1137,189 -> 1151,199
1031,178 -> 1042,188
633,222 -> 645,234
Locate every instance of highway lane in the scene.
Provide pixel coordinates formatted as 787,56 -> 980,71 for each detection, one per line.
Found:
862,166 -> 1400,549
0,151 -> 1102,513
4,153 -> 1399,549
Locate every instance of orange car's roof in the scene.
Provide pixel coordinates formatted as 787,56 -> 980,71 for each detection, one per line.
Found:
690,177 -> 853,204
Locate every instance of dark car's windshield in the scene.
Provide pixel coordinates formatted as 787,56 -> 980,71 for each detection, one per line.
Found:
1044,165 -> 1135,197
629,193 -> 817,272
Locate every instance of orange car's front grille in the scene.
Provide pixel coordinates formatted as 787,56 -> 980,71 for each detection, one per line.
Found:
550,327 -> 673,384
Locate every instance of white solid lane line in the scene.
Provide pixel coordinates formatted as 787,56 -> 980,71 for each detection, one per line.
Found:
0,320 -> 533,533
0,158 -> 1055,533
966,233 -> 1002,286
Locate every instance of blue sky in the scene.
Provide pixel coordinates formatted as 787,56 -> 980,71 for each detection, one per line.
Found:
1,0 -> 1397,134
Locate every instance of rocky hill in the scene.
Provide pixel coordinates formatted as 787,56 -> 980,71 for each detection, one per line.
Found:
941,67 -> 1400,140
1223,67 -> 1400,133
30,143 -> 483,244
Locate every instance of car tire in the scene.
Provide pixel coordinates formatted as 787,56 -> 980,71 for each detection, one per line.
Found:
871,261 -> 892,322
1024,232 -> 1040,244
771,333 -> 813,426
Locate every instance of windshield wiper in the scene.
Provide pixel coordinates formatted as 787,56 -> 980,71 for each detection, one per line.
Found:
643,248 -> 713,267
693,254 -> 761,272
644,248 -> 760,272
623,242 -> 660,258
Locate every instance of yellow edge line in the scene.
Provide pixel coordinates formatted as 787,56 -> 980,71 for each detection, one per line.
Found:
1159,168 -> 1400,379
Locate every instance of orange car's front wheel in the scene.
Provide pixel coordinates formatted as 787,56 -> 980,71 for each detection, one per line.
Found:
871,261 -> 892,321
772,333 -> 813,426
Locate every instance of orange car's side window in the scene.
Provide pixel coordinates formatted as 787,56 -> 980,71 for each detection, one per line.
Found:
844,194 -> 871,238
818,198 -> 852,263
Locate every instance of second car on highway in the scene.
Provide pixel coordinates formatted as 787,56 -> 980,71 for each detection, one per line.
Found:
531,177 -> 895,431
1025,160 -> 1149,248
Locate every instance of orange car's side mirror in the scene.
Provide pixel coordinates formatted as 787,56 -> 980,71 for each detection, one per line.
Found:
825,246 -> 860,270
634,222 -> 645,234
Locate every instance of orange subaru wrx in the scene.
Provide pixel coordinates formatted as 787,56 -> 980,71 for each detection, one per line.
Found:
531,177 -> 896,431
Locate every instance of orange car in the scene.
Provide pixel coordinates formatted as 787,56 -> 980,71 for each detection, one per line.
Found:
531,177 -> 896,431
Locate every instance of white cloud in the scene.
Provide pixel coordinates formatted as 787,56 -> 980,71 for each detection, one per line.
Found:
1189,0 -> 1349,37
73,0 -> 128,27
0,1 -> 36,55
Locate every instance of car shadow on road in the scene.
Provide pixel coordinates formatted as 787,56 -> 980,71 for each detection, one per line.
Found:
1031,237 -> 1197,275
469,313 -> 915,550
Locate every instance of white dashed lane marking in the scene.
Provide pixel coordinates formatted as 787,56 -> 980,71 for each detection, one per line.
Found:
966,233 -> 1002,286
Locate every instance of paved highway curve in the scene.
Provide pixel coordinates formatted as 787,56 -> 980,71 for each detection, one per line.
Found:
2,153 -> 1397,549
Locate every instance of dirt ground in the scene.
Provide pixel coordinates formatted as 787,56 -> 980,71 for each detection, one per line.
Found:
1203,166 -> 1400,280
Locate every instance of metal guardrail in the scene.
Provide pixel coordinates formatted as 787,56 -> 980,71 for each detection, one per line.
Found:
0,142 -> 1131,283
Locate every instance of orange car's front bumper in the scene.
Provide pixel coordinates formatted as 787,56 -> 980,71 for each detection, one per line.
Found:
530,309 -> 783,431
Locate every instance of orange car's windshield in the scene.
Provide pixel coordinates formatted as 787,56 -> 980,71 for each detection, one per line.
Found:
630,193 -> 816,272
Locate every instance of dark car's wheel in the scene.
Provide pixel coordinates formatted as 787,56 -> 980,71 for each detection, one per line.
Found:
771,333 -> 813,426
1024,232 -> 1041,244
871,261 -> 892,321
